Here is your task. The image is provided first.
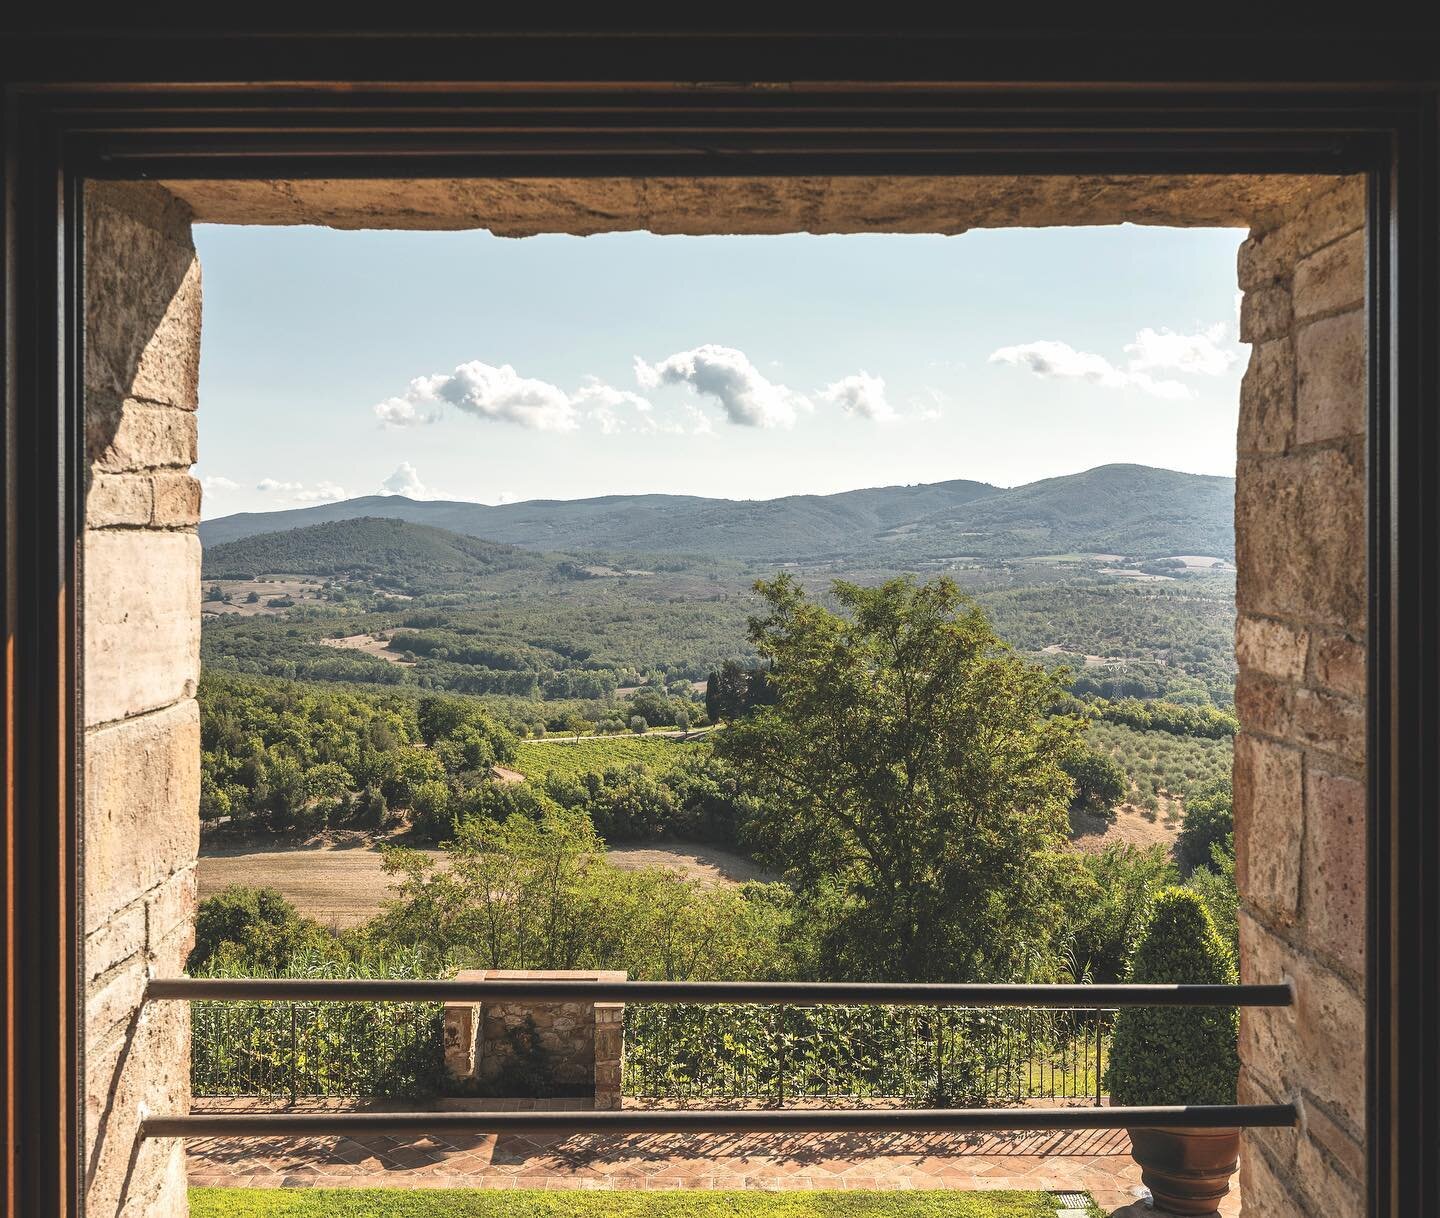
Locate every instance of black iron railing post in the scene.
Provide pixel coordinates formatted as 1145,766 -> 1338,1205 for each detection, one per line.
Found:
774,1004 -> 786,1108
1094,1006 -> 1104,1108
289,1003 -> 298,1104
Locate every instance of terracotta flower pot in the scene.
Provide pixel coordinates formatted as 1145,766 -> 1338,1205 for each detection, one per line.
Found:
1127,1126 -> 1241,1215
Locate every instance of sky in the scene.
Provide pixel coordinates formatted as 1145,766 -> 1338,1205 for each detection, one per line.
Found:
193,223 -> 1248,519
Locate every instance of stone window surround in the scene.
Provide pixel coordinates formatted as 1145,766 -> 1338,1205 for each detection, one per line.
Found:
81,172 -> 1367,1218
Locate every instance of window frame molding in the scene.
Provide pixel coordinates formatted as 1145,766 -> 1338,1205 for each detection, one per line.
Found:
2,61 -> 1436,1218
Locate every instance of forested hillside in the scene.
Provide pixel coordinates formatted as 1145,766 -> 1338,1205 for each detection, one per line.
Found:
200,464 -> 1231,562
204,517 -> 541,591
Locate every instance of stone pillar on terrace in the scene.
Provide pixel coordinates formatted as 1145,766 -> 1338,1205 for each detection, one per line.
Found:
443,969 -> 627,1108
83,181 -> 203,1218
1233,176 -> 1367,1217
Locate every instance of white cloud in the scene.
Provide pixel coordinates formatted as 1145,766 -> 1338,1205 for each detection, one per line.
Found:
819,371 -> 897,423
635,344 -> 811,428
989,338 -> 1192,401
373,364 -> 665,434
911,386 -> 949,422
380,462 -> 426,497
294,482 -> 347,504
1125,324 -> 1238,376
573,377 -> 653,414
436,361 -> 580,431
378,462 -> 500,504
374,361 -> 579,432
200,475 -> 239,493
256,476 -> 347,503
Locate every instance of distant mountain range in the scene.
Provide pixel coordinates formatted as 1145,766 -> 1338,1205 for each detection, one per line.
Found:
199,464 -> 1235,563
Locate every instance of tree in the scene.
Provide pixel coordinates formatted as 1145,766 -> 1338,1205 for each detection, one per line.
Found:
1062,745 -> 1128,818
706,660 -> 761,724
1065,843 -> 1178,983
1176,778 -> 1233,874
1186,835 -> 1238,954
629,715 -> 648,734
190,885 -> 329,973
719,574 -> 1079,982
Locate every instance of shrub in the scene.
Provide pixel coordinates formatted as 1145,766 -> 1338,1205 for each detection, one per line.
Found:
1105,887 -> 1239,1106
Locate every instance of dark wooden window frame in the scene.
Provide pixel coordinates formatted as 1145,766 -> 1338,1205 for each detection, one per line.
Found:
2,39 -> 1436,1218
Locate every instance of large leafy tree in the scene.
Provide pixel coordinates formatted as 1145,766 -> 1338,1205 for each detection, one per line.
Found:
719,574 -> 1080,982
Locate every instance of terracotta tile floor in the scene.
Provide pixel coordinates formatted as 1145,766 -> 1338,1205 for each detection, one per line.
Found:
186,1100 -> 1240,1215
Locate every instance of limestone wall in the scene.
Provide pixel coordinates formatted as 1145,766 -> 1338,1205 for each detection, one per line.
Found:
83,181 -> 201,1218
1233,177 -> 1367,1217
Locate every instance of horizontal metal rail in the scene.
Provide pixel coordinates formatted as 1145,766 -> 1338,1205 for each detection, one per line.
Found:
141,1103 -> 1297,1139
148,978 -> 1294,1007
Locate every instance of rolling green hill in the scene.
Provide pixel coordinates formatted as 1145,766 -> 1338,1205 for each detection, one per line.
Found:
202,517 -> 541,591
878,465 -> 1237,561
199,465 -> 1232,562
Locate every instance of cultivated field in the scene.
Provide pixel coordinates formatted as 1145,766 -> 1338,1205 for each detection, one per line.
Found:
512,735 -> 709,782
201,578 -> 325,617
198,838 -> 771,927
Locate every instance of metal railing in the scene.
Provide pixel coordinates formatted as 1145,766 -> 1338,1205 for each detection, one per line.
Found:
142,977 -> 1298,1138
623,1004 -> 1112,1107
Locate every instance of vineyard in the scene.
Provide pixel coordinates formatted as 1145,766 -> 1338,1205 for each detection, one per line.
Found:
512,735 -> 711,783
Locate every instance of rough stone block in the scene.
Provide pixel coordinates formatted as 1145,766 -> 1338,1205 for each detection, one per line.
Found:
1239,177 -> 1365,291
87,958 -> 147,1050
1290,686 -> 1365,766
85,997 -> 190,1217
87,398 -> 198,474
151,473 -> 202,526
84,530 -> 200,727
85,473 -> 153,528
1240,912 -> 1365,1135
1292,1125 -> 1365,1218
1301,1093 -> 1367,1187
146,865 -> 196,946
1293,229 -> 1365,322
86,188 -> 201,410
84,700 -> 200,932
1236,615 -> 1309,684
1235,446 -> 1366,631
1238,1138 -> 1308,1218
86,900 -> 146,984
1296,310 -> 1365,446
1310,632 -> 1366,700
1302,768 -> 1366,980
1237,339 -> 1295,457
1233,734 -> 1303,922
1239,282 -> 1293,344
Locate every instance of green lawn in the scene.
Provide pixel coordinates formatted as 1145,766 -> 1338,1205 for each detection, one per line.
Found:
190,1188 -> 1068,1218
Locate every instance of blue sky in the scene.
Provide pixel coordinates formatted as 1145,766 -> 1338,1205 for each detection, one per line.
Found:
193,223 -> 1247,518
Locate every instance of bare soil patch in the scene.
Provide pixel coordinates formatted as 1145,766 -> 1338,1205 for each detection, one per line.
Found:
319,631 -> 414,665
198,837 -> 772,927
604,844 -> 776,887
1067,802 -> 1182,856
199,835 -> 443,928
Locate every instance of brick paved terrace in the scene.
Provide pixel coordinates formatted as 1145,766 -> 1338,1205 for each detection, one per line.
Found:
185,1100 -> 1240,1215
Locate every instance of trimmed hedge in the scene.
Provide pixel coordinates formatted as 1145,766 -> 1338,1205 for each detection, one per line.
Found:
1105,887 -> 1239,1106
